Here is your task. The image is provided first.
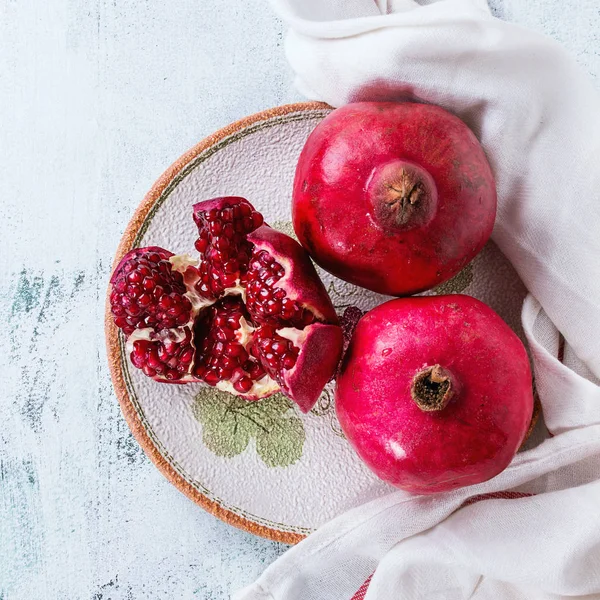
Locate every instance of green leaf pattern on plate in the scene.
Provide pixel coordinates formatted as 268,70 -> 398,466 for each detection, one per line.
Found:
193,389 -> 305,468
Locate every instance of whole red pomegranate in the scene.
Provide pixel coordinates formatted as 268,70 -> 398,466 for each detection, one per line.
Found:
292,102 -> 497,296
335,295 -> 533,494
109,197 -> 343,413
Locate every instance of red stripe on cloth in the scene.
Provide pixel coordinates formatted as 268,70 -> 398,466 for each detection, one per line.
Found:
350,491 -> 535,598
461,490 -> 534,508
351,575 -> 372,600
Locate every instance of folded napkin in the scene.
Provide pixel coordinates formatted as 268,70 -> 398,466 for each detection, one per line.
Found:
235,1 -> 600,598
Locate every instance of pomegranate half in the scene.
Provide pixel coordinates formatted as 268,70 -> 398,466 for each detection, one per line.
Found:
109,197 -> 343,413
335,295 -> 534,494
292,102 -> 497,296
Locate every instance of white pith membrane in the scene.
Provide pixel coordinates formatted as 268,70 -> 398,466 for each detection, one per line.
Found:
157,253 -> 317,399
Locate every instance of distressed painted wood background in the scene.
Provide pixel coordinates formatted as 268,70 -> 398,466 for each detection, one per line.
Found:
1,1 -> 598,598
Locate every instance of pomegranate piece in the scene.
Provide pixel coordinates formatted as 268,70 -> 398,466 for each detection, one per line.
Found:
110,247 -> 192,336
192,197 -> 263,299
335,295 -> 534,494
292,102 -> 497,296
109,197 -> 343,411
110,247 -> 197,383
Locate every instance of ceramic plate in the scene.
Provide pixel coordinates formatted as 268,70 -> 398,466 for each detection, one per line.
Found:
106,102 -> 539,544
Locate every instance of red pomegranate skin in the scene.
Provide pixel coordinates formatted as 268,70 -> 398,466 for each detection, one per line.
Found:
335,295 -> 533,494
292,102 -> 497,295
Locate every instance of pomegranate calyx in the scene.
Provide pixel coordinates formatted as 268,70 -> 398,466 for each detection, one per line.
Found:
410,364 -> 455,412
368,160 -> 438,231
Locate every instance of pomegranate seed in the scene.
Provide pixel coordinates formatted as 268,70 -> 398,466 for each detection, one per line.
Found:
217,237 -> 230,251
234,377 -> 253,393
225,343 -> 242,357
251,213 -> 263,228
221,356 -> 237,370
222,223 -> 234,238
114,279 -> 127,293
180,349 -> 194,364
128,271 -> 142,283
226,316 -> 239,329
204,371 -> 220,385
138,293 -> 152,307
271,340 -> 287,355
195,239 -> 209,253
283,355 -> 297,370
219,368 -> 233,380
112,304 -> 125,316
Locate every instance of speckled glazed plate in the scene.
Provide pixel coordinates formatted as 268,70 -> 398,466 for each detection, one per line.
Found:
106,102 -> 538,544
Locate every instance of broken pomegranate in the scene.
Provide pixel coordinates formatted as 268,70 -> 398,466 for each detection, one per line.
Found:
335,295 -> 534,494
109,197 -> 343,412
292,102 -> 497,296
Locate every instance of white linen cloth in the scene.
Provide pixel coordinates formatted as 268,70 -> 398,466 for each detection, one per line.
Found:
235,1 -> 600,598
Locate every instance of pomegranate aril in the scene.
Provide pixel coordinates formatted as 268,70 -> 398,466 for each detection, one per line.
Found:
225,343 -> 242,357
219,368 -> 233,380
180,349 -> 194,364
220,356 -> 237,370
216,237 -> 230,251
282,355 -> 297,370
215,329 -> 229,342
112,304 -> 125,316
221,273 -> 237,287
258,337 -> 271,350
234,377 -> 253,393
204,371 -> 220,386
247,362 -> 266,380
226,315 -> 240,328
195,239 -> 208,253
266,300 -> 282,315
239,203 -> 252,217
271,340 -> 287,355
128,271 -> 142,283
138,293 -> 152,307
224,260 -> 239,274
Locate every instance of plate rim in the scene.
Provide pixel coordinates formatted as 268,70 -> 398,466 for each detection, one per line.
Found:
105,101 -> 331,545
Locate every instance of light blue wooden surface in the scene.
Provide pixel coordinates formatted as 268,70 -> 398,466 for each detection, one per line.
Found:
1,1 -> 598,598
